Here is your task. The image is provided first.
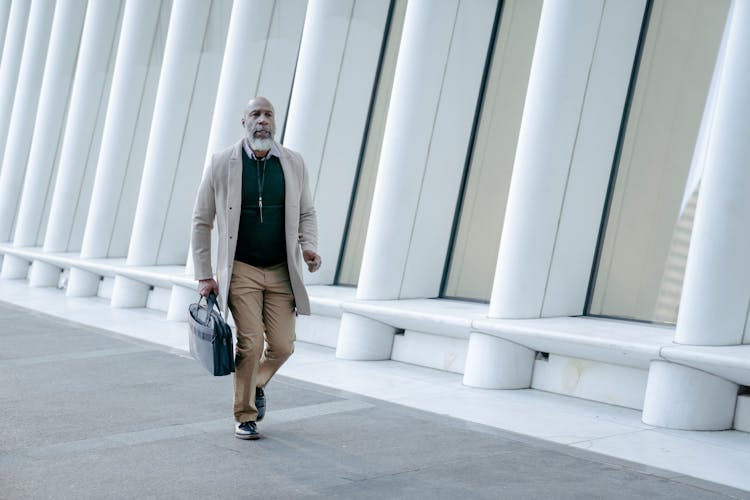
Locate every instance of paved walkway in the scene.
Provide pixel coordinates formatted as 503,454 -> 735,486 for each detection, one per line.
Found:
1,302 -> 748,499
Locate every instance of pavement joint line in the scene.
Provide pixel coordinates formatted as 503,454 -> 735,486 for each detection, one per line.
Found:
11,399 -> 374,460
0,346 -> 152,367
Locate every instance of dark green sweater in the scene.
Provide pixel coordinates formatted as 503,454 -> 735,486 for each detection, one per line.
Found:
235,149 -> 286,267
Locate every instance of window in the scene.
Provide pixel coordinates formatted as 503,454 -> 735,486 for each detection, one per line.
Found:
588,0 -> 729,323
442,0 -> 542,301
336,0 -> 407,285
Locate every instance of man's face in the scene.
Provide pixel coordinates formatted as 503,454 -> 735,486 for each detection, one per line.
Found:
242,99 -> 276,148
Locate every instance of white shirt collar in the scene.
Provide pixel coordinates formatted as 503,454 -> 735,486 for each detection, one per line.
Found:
243,138 -> 281,160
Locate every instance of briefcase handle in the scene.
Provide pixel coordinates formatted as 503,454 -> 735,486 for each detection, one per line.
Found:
206,292 -> 225,320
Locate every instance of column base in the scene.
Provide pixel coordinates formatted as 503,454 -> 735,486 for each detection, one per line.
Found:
462,332 -> 535,389
167,284 -> 196,321
336,312 -> 396,360
110,275 -> 150,308
66,267 -> 101,297
1,254 -> 30,279
28,260 -> 61,287
642,360 -> 738,430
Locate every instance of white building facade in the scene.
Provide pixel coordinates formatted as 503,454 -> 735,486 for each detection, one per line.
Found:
0,0 -> 748,433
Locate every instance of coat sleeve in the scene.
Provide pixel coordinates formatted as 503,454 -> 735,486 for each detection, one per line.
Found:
297,154 -> 318,253
191,157 -> 216,280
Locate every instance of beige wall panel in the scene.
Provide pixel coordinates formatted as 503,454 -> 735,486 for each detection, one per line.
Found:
443,0 -> 541,301
590,0 -> 730,322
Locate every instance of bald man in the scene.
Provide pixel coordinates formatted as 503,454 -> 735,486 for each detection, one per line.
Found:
191,97 -> 321,440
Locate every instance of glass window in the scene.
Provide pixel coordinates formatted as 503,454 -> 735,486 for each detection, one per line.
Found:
588,0 -> 730,323
336,0 -> 407,285
441,0 -> 542,301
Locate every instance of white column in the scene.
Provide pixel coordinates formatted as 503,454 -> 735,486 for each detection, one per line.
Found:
462,333 -> 535,389
171,0 -> 276,320
33,0 -> 121,287
336,0 -> 501,359
336,0 -> 461,359
642,361 -> 737,430
284,0 -> 391,286
0,0 -> 31,165
642,0 -> 747,431
487,0 -> 645,319
284,0 -> 354,186
42,0 -> 122,253
0,0 -> 54,249
66,0 -> 162,297
0,0 -> 12,62
111,0 -> 212,308
675,0 -> 750,347
353,0 -> 459,302
335,313 -> 396,360
8,0 -> 87,286
202,0 -> 275,158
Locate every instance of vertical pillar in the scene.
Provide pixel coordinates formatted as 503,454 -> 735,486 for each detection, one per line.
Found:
487,0 -> 608,319
675,1 -> 750,347
335,313 -> 396,360
643,1 -> 747,430
462,333 -> 535,389
284,0 -> 354,185
0,0 -> 31,164
642,361 -> 737,430
41,0 -> 122,254
352,0 -> 458,302
202,0 -> 274,158
0,0 -> 13,66
171,0 -> 276,320
66,0 -> 163,297
0,0 -> 55,247
9,0 -> 87,286
284,0 -> 391,287
111,0 -> 211,308
336,0 -> 463,359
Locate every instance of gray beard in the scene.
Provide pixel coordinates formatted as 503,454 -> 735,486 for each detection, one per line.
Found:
249,136 -> 274,152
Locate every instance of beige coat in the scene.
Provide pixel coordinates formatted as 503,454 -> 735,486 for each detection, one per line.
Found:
191,139 -> 318,316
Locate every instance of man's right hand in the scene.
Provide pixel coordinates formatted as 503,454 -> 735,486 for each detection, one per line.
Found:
198,278 -> 219,297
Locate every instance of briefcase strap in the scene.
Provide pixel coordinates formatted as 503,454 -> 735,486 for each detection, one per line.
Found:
207,292 -> 226,321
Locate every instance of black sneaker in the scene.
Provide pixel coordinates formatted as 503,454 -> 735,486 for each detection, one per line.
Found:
256,387 -> 266,422
235,421 -> 259,440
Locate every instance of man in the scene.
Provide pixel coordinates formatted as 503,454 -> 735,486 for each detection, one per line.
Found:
191,96 -> 321,440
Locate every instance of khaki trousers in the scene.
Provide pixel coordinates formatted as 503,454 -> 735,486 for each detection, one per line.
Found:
228,260 -> 296,423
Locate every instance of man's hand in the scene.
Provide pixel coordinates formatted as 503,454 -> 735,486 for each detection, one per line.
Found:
198,278 -> 219,297
303,250 -> 321,273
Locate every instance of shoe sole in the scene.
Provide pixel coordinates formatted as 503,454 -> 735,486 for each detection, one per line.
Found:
235,432 -> 260,440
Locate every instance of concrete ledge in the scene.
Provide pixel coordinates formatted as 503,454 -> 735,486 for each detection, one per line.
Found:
472,316 -> 673,370
661,345 -> 750,386
305,290 -> 672,371
342,299 -> 487,339
307,285 -> 356,317
0,245 -> 195,290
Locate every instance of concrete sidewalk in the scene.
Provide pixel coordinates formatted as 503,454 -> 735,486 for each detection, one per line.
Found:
1,302 -> 748,499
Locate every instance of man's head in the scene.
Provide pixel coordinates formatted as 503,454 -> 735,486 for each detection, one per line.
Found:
242,97 -> 276,153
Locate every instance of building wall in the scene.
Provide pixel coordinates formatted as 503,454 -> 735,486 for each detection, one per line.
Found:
0,0 -> 748,432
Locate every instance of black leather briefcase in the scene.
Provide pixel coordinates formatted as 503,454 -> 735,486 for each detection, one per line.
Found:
188,293 -> 235,376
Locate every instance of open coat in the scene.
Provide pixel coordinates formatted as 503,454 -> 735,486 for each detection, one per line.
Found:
191,139 -> 318,316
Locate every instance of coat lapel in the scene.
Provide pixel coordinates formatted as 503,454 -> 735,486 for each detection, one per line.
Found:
226,140 -> 243,261
278,145 -> 295,230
